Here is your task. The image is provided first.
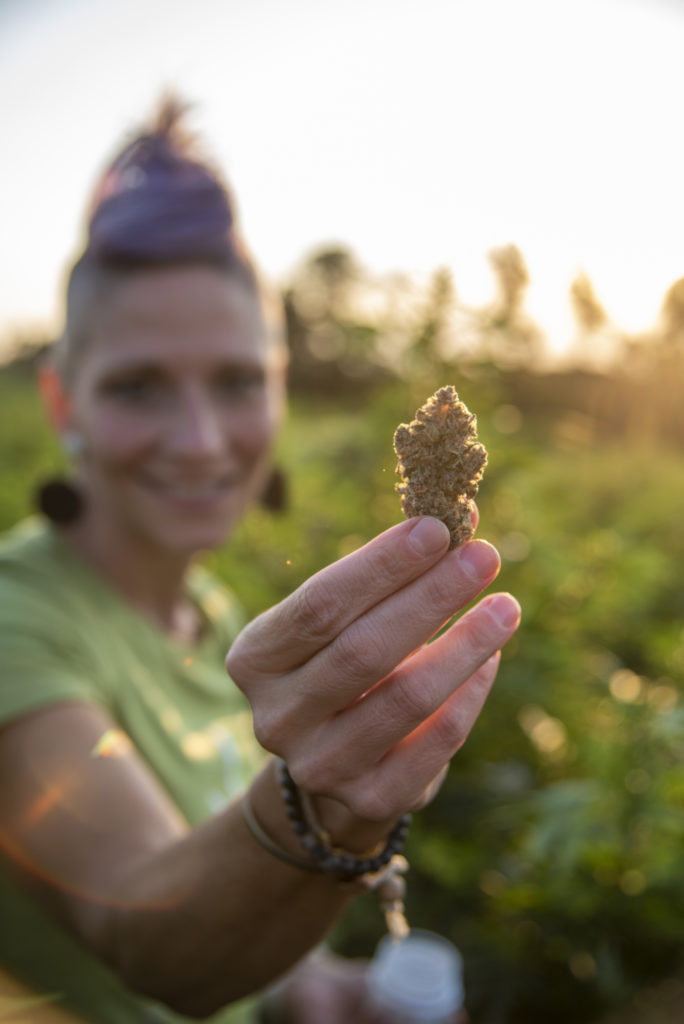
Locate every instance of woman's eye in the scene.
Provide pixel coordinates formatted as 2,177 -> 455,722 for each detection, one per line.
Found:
104,377 -> 164,403
215,372 -> 264,397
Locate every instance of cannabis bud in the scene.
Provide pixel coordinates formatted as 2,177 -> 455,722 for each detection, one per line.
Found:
393,386 -> 487,549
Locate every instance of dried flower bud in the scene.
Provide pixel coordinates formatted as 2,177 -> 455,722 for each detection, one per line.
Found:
393,386 -> 487,548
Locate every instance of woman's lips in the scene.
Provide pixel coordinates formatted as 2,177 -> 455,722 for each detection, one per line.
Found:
140,475 -> 237,503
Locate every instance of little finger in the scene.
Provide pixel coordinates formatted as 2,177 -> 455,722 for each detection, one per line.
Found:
356,653 -> 503,818
333,594 -> 519,755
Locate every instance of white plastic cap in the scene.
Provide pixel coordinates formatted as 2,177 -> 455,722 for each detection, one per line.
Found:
367,929 -> 465,1023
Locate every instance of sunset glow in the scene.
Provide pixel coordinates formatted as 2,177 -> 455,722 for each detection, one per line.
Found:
1,0 -> 683,358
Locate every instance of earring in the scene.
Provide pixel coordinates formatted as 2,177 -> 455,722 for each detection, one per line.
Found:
34,430 -> 86,525
34,478 -> 85,525
260,466 -> 289,513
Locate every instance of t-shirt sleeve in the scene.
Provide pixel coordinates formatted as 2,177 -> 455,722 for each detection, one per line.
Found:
0,569 -> 111,727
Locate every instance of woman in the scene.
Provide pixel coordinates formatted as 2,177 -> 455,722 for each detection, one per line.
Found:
0,100 -> 521,1023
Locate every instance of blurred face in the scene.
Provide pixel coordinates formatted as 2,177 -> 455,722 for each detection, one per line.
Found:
66,266 -> 285,558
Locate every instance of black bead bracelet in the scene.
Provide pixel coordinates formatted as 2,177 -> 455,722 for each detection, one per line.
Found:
277,759 -> 411,881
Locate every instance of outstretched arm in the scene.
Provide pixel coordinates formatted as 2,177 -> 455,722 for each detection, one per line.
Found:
0,517 -> 519,1018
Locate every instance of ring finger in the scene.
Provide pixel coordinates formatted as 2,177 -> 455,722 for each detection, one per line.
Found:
315,592 -> 520,773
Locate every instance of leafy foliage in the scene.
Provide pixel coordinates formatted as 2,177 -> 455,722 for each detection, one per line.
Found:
4,297 -> 684,1022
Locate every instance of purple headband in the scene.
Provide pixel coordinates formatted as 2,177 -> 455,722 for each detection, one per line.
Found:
87,133 -> 237,264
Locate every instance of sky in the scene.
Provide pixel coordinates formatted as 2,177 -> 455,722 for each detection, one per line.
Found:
2,0 -> 684,359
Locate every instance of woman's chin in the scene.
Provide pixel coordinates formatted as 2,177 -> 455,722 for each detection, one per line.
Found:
151,522 -> 235,557
133,502 -> 241,557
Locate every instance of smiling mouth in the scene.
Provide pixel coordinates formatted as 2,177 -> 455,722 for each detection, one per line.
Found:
141,476 -> 236,502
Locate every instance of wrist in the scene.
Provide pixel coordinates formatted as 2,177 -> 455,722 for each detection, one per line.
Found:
244,759 -> 412,940
276,760 -> 411,881
308,792 -> 399,854
244,760 -> 387,871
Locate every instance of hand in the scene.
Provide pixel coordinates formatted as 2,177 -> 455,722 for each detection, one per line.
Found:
227,517 -> 520,828
258,950 -> 372,1024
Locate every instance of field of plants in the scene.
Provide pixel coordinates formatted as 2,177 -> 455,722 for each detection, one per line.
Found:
3,347 -> 684,1023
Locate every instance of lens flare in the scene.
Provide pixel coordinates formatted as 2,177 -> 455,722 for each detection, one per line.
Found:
90,729 -> 133,759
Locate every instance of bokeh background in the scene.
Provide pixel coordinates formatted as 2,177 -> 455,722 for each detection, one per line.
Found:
4,1 -> 684,1021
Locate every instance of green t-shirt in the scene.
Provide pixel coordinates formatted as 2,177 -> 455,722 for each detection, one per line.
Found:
0,519 -> 266,1023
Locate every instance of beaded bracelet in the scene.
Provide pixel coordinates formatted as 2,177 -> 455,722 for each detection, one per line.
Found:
241,787 -> 320,873
276,759 -> 411,882
241,761 -> 412,939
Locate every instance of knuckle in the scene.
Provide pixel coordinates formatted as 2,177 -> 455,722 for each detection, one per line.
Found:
347,786 -> 396,823
288,751 -> 337,795
423,570 -> 463,618
328,622 -> 384,685
365,543 -> 409,595
409,789 -> 434,814
463,607 -> 498,657
291,579 -> 345,645
410,772 -> 449,813
225,616 -> 267,685
390,673 -> 435,725
224,640 -> 248,687
252,698 -> 306,755
251,707 -> 281,752
430,699 -> 468,750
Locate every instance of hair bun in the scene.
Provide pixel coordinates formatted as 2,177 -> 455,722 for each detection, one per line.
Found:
86,98 -> 237,265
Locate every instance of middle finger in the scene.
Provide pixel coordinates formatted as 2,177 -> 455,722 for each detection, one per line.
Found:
287,539 -> 501,717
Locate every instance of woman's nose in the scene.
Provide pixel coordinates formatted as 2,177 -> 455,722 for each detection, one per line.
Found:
168,387 -> 224,459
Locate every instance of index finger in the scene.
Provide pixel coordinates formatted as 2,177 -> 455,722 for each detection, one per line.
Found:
227,517 -> 451,678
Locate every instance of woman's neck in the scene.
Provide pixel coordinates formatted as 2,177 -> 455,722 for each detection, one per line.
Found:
61,512 -> 202,642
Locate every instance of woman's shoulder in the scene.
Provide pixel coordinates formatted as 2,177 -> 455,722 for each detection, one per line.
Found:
0,517 -> 63,583
0,515 -> 51,556
0,518 -> 104,628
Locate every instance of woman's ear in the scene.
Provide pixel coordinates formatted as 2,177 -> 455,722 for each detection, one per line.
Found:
37,362 -> 73,433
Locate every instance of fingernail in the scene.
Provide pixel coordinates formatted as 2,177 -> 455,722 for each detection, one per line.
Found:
408,517 -> 451,557
484,593 -> 521,628
457,540 -> 500,581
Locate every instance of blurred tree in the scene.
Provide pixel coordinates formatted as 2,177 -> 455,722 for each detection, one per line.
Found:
568,272 -> 614,368
660,276 -> 684,349
622,275 -> 684,374
305,247 -> 358,319
614,275 -> 684,442
569,272 -> 607,335
283,245 -> 389,394
489,243 -> 529,318
402,267 -> 457,377
475,244 -> 545,369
